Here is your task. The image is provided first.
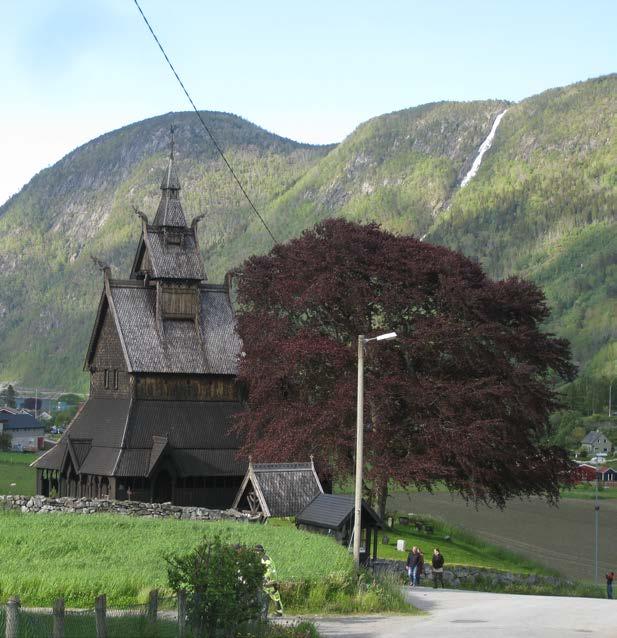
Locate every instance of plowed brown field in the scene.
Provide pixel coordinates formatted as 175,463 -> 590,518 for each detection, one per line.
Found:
388,492 -> 617,582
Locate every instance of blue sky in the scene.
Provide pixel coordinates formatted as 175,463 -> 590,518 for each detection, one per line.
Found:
1,0 -> 615,205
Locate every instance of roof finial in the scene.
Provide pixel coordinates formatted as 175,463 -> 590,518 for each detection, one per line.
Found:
169,124 -> 175,160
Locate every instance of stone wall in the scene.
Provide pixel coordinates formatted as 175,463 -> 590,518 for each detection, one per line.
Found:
372,558 -> 573,589
0,495 -> 254,522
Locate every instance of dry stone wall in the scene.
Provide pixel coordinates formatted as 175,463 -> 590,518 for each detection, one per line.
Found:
372,559 -> 573,589
0,495 -> 253,522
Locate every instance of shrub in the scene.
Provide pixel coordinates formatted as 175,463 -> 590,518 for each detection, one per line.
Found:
166,534 -> 265,638
0,433 -> 11,451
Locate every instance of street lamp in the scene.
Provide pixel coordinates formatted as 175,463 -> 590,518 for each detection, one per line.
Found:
354,331 -> 397,568
595,470 -> 600,584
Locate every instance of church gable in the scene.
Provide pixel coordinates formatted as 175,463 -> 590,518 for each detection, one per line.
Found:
88,301 -> 130,398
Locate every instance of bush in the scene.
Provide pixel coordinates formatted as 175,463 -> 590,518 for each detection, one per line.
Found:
0,433 -> 11,451
166,534 -> 265,638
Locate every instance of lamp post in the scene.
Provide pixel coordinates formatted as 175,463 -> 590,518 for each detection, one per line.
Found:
595,470 -> 600,584
354,331 -> 397,568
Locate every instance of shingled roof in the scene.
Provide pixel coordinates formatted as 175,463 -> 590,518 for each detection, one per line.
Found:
296,493 -> 383,531
143,227 -> 205,280
85,282 -> 241,375
34,398 -> 245,478
232,460 -> 323,518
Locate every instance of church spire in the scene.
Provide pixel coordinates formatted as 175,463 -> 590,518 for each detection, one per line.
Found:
154,125 -> 187,226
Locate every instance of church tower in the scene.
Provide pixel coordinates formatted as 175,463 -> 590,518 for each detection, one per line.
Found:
35,131 -> 246,507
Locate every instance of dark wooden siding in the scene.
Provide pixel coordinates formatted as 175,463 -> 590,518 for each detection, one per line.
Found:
134,374 -> 238,401
160,285 -> 198,320
90,308 -> 130,398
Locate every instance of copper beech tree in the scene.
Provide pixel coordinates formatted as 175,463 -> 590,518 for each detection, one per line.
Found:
233,219 -> 576,515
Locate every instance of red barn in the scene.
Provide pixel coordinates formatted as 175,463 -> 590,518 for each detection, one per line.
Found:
574,463 -> 599,483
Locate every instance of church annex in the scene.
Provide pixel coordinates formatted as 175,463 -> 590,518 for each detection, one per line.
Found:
34,138 -> 246,507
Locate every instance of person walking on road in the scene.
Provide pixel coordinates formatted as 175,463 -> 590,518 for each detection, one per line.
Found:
607,571 -> 614,599
406,546 -> 417,586
414,548 -> 425,587
432,548 -> 445,588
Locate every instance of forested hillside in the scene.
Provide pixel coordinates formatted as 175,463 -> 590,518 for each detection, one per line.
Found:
0,75 -> 615,393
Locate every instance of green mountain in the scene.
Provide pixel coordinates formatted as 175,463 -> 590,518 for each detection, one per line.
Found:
1,75 -> 616,393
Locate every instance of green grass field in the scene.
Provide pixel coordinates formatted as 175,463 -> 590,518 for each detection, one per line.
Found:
377,515 -> 557,576
0,451 -> 38,496
0,511 -> 352,608
560,483 -> 617,499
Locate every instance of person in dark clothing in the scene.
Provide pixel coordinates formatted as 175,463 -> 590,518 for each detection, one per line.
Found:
432,548 -> 445,588
414,548 -> 425,587
607,571 -> 614,599
406,546 -> 418,586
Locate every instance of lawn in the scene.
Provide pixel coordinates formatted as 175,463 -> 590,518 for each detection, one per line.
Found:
0,511 -> 353,608
377,515 -> 557,576
560,483 -> 617,499
0,451 -> 39,496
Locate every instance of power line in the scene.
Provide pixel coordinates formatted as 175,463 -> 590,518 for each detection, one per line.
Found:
132,0 -> 278,245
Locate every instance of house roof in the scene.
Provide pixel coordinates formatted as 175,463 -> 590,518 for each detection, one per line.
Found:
232,461 -> 324,517
85,281 -> 241,375
582,431 -> 607,444
0,409 -> 44,431
296,493 -> 383,531
34,398 -> 245,478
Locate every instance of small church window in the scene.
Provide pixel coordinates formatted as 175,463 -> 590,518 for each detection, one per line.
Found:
104,369 -> 110,389
113,369 -> 119,390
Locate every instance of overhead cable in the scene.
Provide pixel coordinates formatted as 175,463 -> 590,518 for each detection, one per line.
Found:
132,0 -> 278,244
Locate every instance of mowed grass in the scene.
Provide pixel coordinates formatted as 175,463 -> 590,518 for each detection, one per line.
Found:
0,511 -> 353,608
560,483 -> 617,499
378,516 -> 557,576
0,451 -> 39,496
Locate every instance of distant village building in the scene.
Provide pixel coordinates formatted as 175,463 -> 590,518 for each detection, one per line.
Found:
597,466 -> 617,483
574,462 -> 599,483
34,136 -> 246,506
0,408 -> 45,451
232,459 -> 323,518
581,430 -> 612,456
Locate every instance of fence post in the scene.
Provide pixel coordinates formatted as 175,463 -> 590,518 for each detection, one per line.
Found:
53,597 -> 65,638
95,594 -> 107,638
147,589 -> 158,624
177,590 -> 187,638
5,596 -> 19,638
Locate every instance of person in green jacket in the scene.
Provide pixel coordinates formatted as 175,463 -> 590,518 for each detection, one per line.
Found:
255,544 -> 283,617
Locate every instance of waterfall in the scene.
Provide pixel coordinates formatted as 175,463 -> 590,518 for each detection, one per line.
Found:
460,109 -> 508,188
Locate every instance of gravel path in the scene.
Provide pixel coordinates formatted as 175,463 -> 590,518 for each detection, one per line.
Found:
309,588 -> 617,637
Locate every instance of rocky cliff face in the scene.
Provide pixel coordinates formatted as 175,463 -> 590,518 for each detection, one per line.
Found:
1,75 -> 616,389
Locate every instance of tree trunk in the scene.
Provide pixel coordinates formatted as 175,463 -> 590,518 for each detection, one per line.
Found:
375,478 -> 388,521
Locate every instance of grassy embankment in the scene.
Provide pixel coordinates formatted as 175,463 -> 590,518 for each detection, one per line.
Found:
0,511 -> 410,616
380,515 -> 607,598
0,451 -> 38,496
378,516 -> 557,575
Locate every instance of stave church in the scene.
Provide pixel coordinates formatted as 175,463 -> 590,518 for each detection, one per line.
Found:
34,136 -> 247,507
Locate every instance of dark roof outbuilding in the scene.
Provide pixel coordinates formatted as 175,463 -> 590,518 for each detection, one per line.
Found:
295,493 -> 382,531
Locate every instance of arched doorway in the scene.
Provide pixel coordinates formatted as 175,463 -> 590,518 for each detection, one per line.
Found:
153,470 -> 173,503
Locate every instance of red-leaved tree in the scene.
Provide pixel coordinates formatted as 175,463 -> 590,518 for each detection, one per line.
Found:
233,219 -> 576,514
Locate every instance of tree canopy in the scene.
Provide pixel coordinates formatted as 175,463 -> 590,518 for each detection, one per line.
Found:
233,219 -> 576,508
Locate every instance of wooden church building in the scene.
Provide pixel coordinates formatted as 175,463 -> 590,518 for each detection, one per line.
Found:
34,137 -> 246,507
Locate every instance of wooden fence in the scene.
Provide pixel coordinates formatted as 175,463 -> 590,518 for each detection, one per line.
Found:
3,589 -> 188,638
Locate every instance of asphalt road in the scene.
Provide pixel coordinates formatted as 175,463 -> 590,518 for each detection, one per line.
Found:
388,491 -> 617,581
311,588 -> 617,637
